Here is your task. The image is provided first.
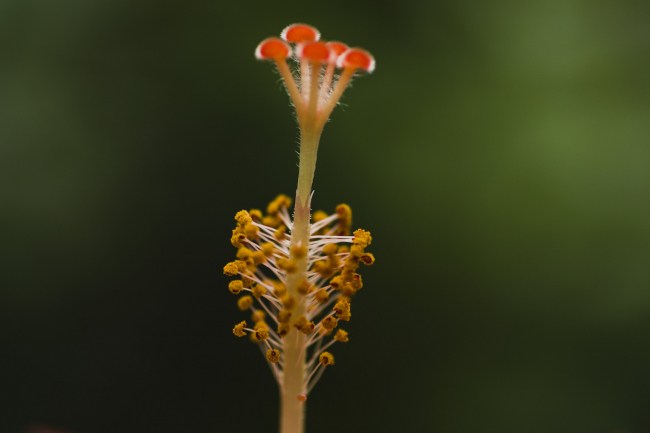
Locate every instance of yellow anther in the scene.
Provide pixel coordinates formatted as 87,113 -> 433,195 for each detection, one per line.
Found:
266,348 -> 281,363
327,254 -> 340,269
314,288 -> 329,303
341,268 -> 355,282
341,283 -> 356,297
223,260 -> 247,276
267,194 -> 292,215
322,243 -> 338,256
343,262 -> 358,274
290,244 -> 307,259
333,299 -> 351,321
319,351 -> 335,366
254,320 -> 268,330
333,300 -> 350,313
321,315 -> 338,330
237,295 -> 253,311
273,282 -> 287,298
293,316 -> 308,330
353,229 -> 372,248
251,250 -> 266,265
300,321 -> 316,335
235,210 -> 252,227
254,328 -> 269,342
252,310 -> 266,323
249,209 -> 263,221
313,260 -> 327,272
228,280 -> 243,294
312,210 -> 328,222
251,284 -> 267,299
231,230 -> 246,248
337,311 -> 351,321
277,322 -> 291,337
297,280 -> 312,295
275,194 -> 293,209
334,329 -> 349,342
261,242 -> 275,257
281,294 -> 296,310
236,247 -> 252,261
351,273 -> 363,290
263,215 -> 281,228
274,226 -> 287,241
241,276 -> 253,288
277,258 -> 298,273
233,321 -> 246,337
278,309 -> 293,323
313,260 -> 333,277
335,204 -> 352,236
349,245 -> 364,259
360,253 -> 375,265
329,276 -> 343,290
267,200 -> 280,215
244,224 -> 259,240
336,204 -> 351,218
337,245 -> 349,253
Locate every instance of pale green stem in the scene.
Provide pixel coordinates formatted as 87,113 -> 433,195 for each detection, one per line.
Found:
280,122 -> 321,433
296,130 -> 322,208
279,197 -> 309,433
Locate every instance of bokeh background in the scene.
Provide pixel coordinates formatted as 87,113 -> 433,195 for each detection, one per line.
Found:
2,0 -> 650,432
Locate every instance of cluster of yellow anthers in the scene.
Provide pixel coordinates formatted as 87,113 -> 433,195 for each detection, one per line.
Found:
226,193 -> 374,394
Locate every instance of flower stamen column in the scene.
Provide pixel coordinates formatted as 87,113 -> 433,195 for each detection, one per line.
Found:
226,23 -> 376,433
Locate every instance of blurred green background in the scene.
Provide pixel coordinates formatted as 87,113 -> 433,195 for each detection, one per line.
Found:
1,0 -> 649,432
